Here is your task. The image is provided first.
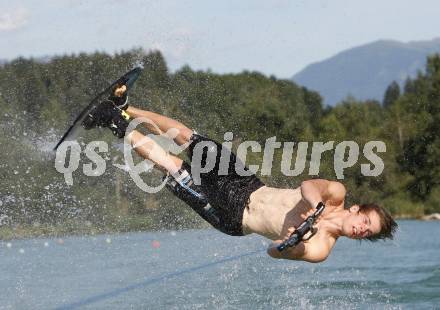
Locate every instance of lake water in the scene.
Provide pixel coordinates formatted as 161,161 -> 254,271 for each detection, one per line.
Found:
1,221 -> 439,309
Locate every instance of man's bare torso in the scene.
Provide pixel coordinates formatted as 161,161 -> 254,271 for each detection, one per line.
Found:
242,186 -> 340,257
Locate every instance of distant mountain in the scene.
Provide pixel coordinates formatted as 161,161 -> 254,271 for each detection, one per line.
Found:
292,38 -> 440,106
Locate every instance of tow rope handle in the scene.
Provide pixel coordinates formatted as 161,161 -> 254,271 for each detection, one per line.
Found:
277,202 -> 326,252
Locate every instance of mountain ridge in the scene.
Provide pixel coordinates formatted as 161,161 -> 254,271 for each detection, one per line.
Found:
293,38 -> 440,105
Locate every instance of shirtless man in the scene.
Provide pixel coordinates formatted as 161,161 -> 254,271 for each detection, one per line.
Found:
83,86 -> 397,263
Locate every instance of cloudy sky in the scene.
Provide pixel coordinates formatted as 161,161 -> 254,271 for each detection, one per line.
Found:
1,0 -> 440,78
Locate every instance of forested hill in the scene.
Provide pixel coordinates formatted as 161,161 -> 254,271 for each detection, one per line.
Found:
0,49 -> 439,237
293,38 -> 440,105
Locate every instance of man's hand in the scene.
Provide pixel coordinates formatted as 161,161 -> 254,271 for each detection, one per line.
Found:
283,227 -> 295,242
267,226 -> 296,258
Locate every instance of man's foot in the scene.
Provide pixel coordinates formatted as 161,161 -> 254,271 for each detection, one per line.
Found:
108,84 -> 129,110
82,100 -> 129,138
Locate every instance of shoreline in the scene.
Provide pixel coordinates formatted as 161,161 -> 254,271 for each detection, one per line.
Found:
395,213 -> 440,220
1,214 -> 438,241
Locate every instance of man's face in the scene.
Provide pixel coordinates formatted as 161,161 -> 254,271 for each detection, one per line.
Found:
343,206 -> 382,239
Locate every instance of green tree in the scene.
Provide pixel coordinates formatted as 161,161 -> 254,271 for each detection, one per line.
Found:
382,81 -> 400,108
400,55 -> 440,199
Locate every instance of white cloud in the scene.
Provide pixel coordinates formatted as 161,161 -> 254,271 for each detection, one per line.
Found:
0,7 -> 30,31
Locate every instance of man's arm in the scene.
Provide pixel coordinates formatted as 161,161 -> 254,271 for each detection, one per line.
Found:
267,239 -> 330,263
266,227 -> 331,263
300,179 -> 346,208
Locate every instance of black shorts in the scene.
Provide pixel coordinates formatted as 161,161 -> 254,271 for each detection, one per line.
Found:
181,133 -> 264,236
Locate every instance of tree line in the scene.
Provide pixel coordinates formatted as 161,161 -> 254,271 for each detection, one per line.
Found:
0,48 -> 439,237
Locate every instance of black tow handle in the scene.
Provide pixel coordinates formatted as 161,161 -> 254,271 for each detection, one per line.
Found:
277,202 -> 326,252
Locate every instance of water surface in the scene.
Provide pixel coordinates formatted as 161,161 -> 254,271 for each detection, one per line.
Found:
1,221 -> 439,309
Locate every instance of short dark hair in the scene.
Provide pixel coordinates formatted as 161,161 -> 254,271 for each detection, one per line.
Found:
359,203 -> 398,241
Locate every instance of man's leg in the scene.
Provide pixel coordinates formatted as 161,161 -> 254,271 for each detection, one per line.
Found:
81,91 -> 184,175
127,128 -> 223,229
126,130 -> 183,175
126,107 -> 193,146
122,106 -> 254,236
